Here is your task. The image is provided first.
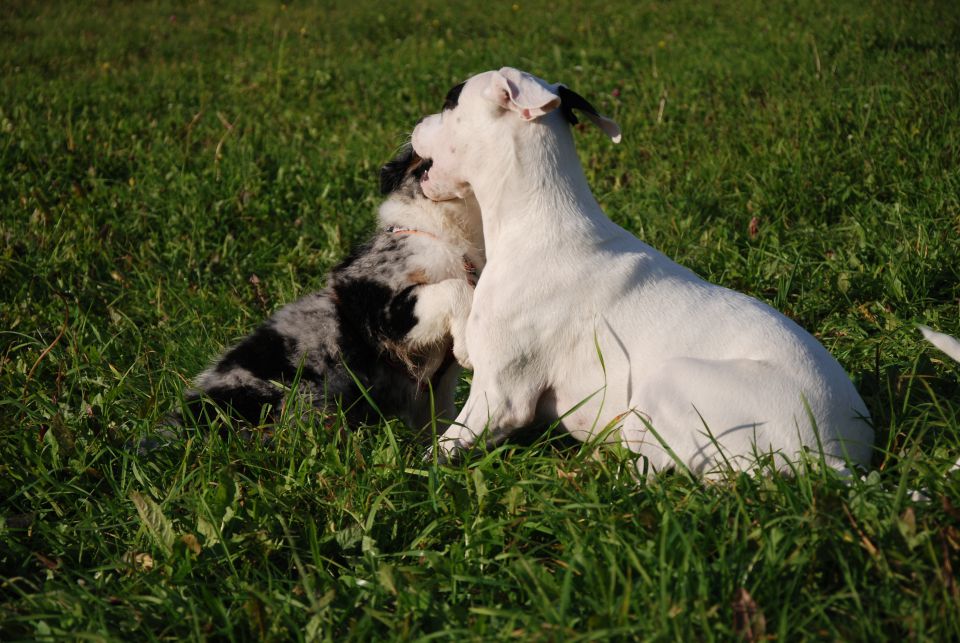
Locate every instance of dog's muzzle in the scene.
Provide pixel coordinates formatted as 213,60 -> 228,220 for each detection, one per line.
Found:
413,158 -> 433,183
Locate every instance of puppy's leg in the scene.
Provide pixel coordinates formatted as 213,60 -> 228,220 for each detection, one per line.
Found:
431,361 -> 461,424
405,279 -> 474,368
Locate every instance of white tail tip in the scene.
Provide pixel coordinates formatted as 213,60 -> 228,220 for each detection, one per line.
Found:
918,325 -> 960,363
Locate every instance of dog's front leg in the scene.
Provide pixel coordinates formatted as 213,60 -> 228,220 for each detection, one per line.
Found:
406,279 -> 474,368
432,360 -> 543,462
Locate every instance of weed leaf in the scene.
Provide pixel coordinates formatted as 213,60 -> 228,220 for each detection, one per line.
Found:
130,491 -> 175,557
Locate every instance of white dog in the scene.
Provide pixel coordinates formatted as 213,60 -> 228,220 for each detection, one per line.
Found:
412,67 -> 874,476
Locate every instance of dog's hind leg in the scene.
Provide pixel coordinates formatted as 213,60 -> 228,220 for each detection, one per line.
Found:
624,357 -> 873,476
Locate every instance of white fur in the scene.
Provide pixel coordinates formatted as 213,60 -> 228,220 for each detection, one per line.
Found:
412,67 -> 874,476
379,191 -> 485,371
919,325 -> 960,363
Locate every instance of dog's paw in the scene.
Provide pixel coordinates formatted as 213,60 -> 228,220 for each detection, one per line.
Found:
442,280 -> 474,364
422,440 -> 462,465
422,445 -> 450,465
450,313 -> 472,369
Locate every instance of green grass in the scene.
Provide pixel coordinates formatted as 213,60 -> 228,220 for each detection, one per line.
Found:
2,0 -> 960,639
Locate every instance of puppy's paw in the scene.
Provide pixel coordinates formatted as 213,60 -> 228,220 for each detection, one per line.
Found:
450,308 -> 472,369
452,337 -> 472,370
422,444 -> 451,465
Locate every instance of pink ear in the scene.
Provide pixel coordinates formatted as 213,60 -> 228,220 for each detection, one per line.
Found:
484,68 -> 561,121
484,72 -> 514,110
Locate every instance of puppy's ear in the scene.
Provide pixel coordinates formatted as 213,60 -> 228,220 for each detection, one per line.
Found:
557,85 -> 622,143
484,67 -> 561,121
379,144 -> 418,195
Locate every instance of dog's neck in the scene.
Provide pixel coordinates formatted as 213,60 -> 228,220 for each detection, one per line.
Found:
471,116 -> 623,259
378,192 -> 486,268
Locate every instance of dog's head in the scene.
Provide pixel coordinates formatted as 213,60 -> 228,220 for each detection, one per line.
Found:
411,67 -> 621,201
377,143 -> 484,258
378,143 -> 432,198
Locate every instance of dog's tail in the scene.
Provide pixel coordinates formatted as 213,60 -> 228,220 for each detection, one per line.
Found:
889,325 -> 960,499
919,325 -> 960,363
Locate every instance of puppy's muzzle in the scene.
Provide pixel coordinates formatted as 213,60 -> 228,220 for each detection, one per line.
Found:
380,145 -> 433,195
412,157 -> 433,182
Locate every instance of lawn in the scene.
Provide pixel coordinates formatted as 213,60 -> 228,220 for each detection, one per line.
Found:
2,0 -> 959,639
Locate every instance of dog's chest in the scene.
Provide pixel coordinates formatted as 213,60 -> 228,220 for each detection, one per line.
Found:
389,233 -> 473,286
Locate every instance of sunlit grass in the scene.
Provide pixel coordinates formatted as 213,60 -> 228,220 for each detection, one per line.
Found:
2,0 -> 959,639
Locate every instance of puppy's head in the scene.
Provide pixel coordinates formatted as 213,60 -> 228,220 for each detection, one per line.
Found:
379,143 -> 431,197
377,144 -> 484,256
411,67 -> 621,201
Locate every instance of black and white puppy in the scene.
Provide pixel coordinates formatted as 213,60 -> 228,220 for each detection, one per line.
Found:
177,145 -> 484,434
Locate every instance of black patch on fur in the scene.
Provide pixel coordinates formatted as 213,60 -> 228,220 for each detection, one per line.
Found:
443,82 -> 465,112
333,279 -> 418,344
557,85 -> 601,127
380,144 -> 417,195
385,286 -> 419,340
216,325 -> 300,382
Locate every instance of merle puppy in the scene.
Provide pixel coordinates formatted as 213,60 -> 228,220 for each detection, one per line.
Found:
177,145 -> 484,434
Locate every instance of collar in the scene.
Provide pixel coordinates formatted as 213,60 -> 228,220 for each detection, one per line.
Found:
386,225 -> 440,240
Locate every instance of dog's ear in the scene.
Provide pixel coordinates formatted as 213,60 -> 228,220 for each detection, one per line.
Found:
379,144 -> 419,195
557,85 -> 622,143
484,67 -> 561,121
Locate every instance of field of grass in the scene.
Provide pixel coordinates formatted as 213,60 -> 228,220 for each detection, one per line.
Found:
2,0 -> 960,639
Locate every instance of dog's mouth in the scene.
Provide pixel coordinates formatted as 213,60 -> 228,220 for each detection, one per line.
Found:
413,157 -> 433,184
380,145 -> 434,196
